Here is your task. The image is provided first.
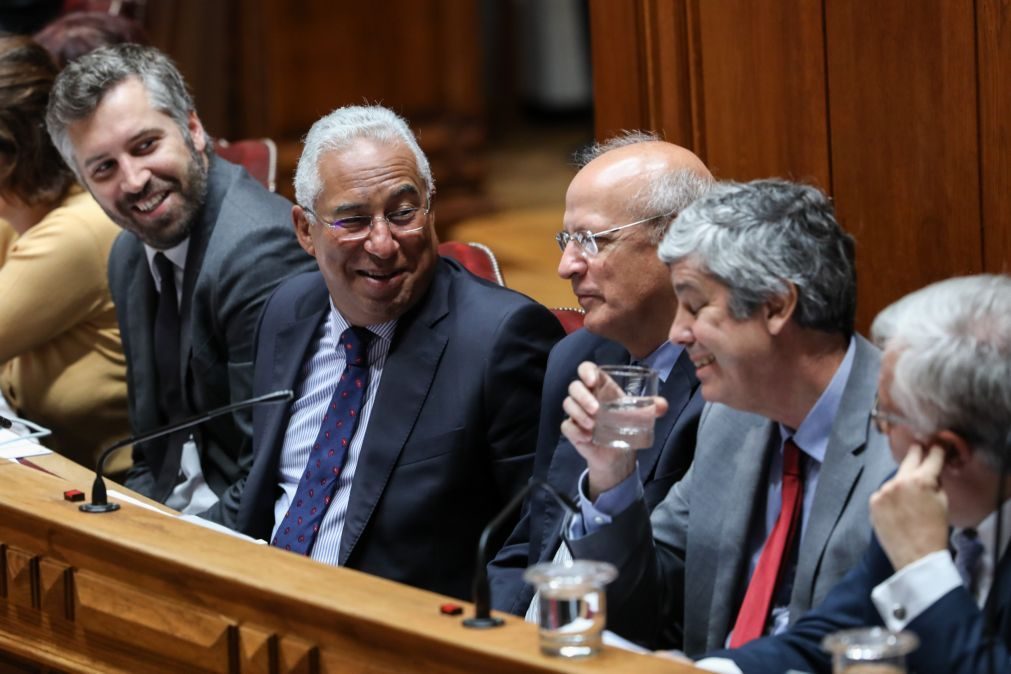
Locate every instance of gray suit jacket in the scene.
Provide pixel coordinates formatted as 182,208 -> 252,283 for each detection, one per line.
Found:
109,156 -> 315,524
568,335 -> 896,656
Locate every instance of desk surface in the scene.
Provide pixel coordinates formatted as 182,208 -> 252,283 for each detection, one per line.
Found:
0,452 -> 705,674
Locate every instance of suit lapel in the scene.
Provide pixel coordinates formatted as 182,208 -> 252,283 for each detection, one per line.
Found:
790,338 -> 878,615
338,264 -> 451,565
639,350 -> 698,483
707,420 -> 777,646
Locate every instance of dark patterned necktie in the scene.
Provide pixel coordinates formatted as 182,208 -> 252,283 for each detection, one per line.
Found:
272,326 -> 372,555
153,253 -> 182,420
953,528 -> 984,595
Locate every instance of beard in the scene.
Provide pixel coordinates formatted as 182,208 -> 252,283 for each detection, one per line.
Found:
111,138 -> 209,250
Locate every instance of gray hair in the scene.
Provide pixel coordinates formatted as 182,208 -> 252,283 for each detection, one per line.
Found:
294,105 -> 434,212
574,130 -> 712,243
46,44 -> 204,175
871,274 -> 1011,466
658,178 -> 856,335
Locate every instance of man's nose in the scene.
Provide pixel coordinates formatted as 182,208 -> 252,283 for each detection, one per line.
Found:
120,159 -> 150,194
557,241 -> 586,280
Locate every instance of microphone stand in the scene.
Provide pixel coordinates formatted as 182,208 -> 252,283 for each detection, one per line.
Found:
79,389 -> 293,513
463,477 -> 578,629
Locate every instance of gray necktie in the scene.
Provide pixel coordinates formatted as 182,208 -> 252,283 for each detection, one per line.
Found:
952,528 -> 985,594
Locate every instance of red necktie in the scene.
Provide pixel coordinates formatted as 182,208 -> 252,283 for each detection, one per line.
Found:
729,438 -> 804,647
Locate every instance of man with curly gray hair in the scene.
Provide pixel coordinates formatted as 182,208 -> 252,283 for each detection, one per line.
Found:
710,273 -> 1011,674
563,178 -> 895,655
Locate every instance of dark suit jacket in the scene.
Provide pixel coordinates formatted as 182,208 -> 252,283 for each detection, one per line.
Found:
718,535 -> 1011,674
237,258 -> 565,599
568,335 -> 897,655
108,156 -> 316,524
487,328 -> 703,614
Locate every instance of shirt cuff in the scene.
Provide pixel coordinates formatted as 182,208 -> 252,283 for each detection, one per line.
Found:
567,466 -> 643,539
870,549 -> 960,631
693,657 -> 744,674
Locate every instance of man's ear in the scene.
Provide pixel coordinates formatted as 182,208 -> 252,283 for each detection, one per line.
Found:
292,205 -> 316,257
934,429 -> 973,471
765,283 -> 798,335
187,111 -> 207,155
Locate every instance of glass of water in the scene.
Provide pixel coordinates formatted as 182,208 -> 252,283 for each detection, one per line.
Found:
523,560 -> 617,657
591,364 -> 659,450
822,627 -> 919,673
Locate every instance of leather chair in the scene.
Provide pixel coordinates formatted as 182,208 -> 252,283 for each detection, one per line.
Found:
213,138 -> 278,192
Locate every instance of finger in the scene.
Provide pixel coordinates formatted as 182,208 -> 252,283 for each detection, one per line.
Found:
654,395 -> 669,418
562,394 -> 595,432
576,361 -> 600,388
895,443 -> 924,478
567,377 -> 599,416
560,417 -> 593,447
914,444 -> 946,482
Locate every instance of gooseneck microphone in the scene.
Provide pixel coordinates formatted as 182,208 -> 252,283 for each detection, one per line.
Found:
983,426 -> 1011,674
463,478 -> 578,629
79,389 -> 294,513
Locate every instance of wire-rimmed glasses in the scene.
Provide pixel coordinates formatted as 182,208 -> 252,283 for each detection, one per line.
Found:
303,203 -> 431,241
555,210 -> 675,257
869,401 -> 917,435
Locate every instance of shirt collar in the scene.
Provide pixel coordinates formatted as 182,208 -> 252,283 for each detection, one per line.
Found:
779,337 -> 856,464
327,297 -> 397,353
144,238 -> 190,287
963,496 -> 1011,571
635,342 -> 684,384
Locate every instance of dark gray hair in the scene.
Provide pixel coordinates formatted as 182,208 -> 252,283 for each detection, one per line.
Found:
46,44 -> 203,175
575,130 -> 712,243
871,274 -> 1011,466
294,105 -> 434,213
658,178 -> 856,335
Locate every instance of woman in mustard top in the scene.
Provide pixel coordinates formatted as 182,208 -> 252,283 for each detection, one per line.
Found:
0,36 -> 129,472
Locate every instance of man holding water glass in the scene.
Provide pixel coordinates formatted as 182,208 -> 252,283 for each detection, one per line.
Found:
563,179 -> 895,655
488,133 -> 710,618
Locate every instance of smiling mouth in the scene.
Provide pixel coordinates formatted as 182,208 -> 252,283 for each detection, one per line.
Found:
692,355 -> 715,368
131,191 -> 169,214
358,269 -> 402,281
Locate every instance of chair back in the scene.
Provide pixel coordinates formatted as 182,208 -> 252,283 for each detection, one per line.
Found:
437,241 -> 505,286
213,138 -> 278,192
549,307 -> 585,334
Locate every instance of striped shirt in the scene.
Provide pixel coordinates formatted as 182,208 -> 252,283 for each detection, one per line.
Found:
271,300 -> 396,566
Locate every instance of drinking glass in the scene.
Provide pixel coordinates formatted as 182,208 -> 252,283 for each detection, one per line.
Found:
822,627 -> 919,673
523,560 -> 617,657
591,364 -> 659,450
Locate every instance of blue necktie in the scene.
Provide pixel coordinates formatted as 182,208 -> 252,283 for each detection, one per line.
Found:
953,528 -> 984,595
272,327 -> 372,555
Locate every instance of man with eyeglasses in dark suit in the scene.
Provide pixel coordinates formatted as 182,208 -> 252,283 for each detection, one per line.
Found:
236,105 -> 564,599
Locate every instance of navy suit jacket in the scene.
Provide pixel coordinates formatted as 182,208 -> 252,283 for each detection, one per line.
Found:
718,535 -> 1011,674
108,156 -> 315,524
487,328 -> 703,614
237,258 -> 565,599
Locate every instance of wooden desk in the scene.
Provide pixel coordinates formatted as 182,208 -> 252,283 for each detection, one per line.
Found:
0,455 -> 703,673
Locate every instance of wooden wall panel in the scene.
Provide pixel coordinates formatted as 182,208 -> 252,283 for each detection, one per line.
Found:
824,1 -> 982,328
694,0 -> 830,186
978,0 -> 1011,274
590,0 -> 650,140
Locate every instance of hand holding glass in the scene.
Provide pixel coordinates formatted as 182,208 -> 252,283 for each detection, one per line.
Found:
591,365 -> 659,450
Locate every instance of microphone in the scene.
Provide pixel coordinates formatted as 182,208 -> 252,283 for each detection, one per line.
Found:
462,477 -> 578,629
80,389 -> 294,513
983,426 -> 1011,674
0,416 -> 12,429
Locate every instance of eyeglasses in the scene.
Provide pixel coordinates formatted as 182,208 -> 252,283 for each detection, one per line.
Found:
555,211 -> 675,257
302,203 -> 431,241
870,401 -> 917,435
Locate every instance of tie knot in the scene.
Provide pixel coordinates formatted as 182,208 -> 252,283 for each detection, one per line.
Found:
953,528 -> 984,591
340,327 -> 372,367
782,438 -> 803,476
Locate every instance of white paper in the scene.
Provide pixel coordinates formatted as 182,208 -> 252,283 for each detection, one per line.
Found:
105,489 -> 265,544
0,428 -> 51,459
